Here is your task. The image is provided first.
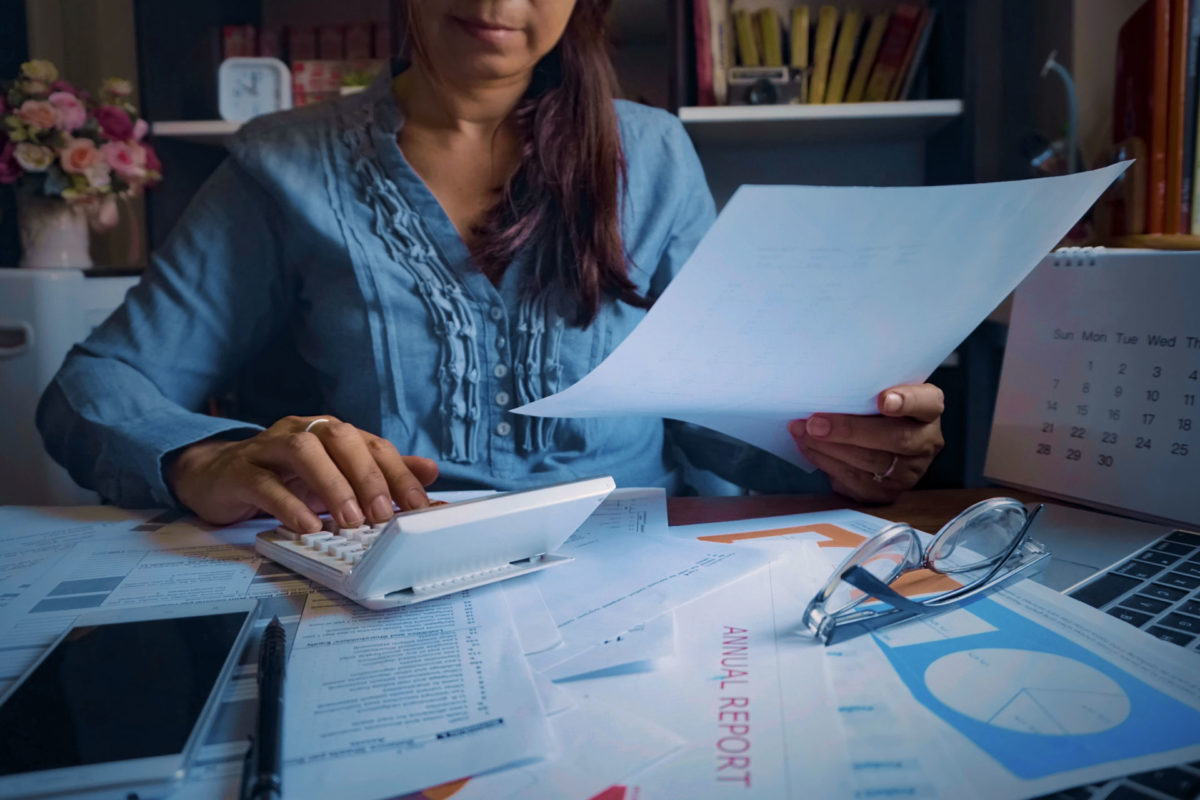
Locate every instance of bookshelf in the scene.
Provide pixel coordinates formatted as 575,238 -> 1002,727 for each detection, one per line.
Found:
678,99 -> 962,145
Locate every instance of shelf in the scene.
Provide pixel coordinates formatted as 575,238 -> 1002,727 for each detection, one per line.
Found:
150,120 -> 241,146
678,99 -> 964,147
1104,234 -> 1200,251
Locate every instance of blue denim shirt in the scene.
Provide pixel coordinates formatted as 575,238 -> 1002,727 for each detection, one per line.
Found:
37,68 -> 821,508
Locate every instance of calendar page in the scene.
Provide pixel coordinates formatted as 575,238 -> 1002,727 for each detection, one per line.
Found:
985,249 -> 1199,528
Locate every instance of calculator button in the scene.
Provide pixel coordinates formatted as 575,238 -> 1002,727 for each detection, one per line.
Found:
1107,607 -> 1153,628
1146,626 -> 1197,647
1069,573 -> 1141,608
1160,572 -> 1200,591
1142,583 -> 1188,602
1166,531 -> 1200,546
322,536 -> 350,554
1116,560 -> 1164,580
273,526 -> 302,541
1122,595 -> 1171,615
1159,613 -> 1200,634
301,532 -> 334,548
1134,549 -> 1179,567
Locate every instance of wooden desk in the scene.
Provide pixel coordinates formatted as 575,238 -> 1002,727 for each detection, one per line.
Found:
668,487 -> 1047,533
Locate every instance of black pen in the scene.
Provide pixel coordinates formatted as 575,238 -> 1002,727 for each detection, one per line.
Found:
242,616 -> 286,800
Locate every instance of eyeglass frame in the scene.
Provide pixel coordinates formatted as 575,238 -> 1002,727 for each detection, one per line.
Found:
802,500 -> 1048,646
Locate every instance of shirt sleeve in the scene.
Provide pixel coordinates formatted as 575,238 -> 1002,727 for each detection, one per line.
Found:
652,119 -> 830,495
36,156 -> 294,508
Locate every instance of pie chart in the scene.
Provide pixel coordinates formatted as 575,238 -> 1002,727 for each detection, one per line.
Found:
924,649 -> 1130,735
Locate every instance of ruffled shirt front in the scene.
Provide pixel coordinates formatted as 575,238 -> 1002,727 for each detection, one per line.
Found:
38,66 -> 820,508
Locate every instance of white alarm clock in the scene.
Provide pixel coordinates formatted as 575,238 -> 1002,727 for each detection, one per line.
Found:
218,57 -> 292,122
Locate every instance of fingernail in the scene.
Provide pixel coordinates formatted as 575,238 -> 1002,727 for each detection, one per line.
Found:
883,392 -> 903,413
807,416 -> 832,438
405,487 -> 429,509
339,498 -> 365,527
788,419 -> 806,438
369,494 -> 394,522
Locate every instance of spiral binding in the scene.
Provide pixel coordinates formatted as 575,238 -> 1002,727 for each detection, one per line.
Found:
1051,245 -> 1105,267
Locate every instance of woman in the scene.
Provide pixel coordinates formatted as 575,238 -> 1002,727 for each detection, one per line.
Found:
37,0 -> 945,535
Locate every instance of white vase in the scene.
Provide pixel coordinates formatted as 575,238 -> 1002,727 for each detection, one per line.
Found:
17,194 -> 93,269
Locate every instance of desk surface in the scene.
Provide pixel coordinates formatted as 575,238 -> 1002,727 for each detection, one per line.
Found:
667,487 -> 1046,533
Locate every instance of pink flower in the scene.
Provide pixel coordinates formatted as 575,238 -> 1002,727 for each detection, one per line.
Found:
49,79 -> 78,95
100,140 -> 145,179
142,142 -> 162,175
59,137 -> 101,174
93,105 -> 134,141
0,141 -> 20,184
132,118 -> 148,141
48,92 -> 86,131
17,100 -> 58,131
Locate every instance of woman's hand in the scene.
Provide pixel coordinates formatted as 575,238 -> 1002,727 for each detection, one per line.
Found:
788,384 -> 945,504
167,416 -> 439,533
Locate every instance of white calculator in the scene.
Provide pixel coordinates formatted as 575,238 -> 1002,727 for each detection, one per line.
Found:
255,475 -> 615,609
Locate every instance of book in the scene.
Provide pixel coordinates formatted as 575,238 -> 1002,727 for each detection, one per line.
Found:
1166,0 -> 1190,232
735,9 -> 761,66
1114,0 -> 1171,234
864,3 -> 922,102
846,11 -> 890,103
898,7 -> 937,99
758,8 -> 784,67
809,5 -> 840,103
791,5 -> 811,70
1183,0 -> 1200,231
888,7 -> 928,100
693,0 -> 716,105
825,9 -> 863,104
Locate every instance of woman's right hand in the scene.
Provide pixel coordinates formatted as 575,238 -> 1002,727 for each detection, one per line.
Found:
167,416 -> 439,533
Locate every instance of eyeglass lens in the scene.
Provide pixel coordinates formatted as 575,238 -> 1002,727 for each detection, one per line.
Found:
823,526 -> 918,617
926,499 -> 1030,574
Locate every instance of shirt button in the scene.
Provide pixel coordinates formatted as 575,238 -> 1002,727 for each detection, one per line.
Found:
495,392 -> 510,406
489,306 -> 504,321
494,364 -> 509,379
496,421 -> 512,437
496,336 -> 506,349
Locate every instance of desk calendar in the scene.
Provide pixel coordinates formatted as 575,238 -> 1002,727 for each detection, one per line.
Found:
985,249 -> 1199,527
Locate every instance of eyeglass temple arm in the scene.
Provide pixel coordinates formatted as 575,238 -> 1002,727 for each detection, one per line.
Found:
843,567 -> 933,615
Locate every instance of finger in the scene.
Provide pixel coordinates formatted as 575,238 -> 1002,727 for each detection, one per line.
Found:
793,414 -> 942,459
795,437 -> 902,479
308,421 -> 395,525
363,435 -> 436,511
801,446 -> 897,504
877,383 -> 944,422
235,465 -> 323,533
255,431 -> 365,528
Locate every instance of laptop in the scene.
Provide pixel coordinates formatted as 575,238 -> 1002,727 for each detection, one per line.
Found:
983,249 -> 1200,799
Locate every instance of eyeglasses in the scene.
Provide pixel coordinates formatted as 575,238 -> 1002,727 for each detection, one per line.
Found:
802,498 -> 1048,645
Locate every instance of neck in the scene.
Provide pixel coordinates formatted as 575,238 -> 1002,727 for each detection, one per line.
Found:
393,62 -> 532,137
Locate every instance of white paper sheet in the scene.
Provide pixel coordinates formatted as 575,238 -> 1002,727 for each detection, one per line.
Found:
504,580 -> 562,656
283,587 -> 552,800
515,164 -> 1129,467
526,489 -> 769,677
576,554 -> 851,799
539,612 -> 676,682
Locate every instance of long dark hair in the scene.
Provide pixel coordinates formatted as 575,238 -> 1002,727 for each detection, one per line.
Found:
406,1 -> 649,327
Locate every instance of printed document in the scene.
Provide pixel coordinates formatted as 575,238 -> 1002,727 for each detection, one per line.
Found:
515,164 -> 1129,467
284,588 -> 552,800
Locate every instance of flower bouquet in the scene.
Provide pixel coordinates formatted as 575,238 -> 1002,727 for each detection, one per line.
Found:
1,60 -> 162,267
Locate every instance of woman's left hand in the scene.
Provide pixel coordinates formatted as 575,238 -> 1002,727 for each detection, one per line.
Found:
788,383 -> 945,504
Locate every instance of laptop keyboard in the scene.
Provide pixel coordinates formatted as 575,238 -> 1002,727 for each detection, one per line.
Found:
1067,530 -> 1200,652
1036,529 -> 1200,800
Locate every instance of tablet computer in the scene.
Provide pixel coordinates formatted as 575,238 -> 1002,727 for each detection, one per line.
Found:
0,598 -> 259,800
